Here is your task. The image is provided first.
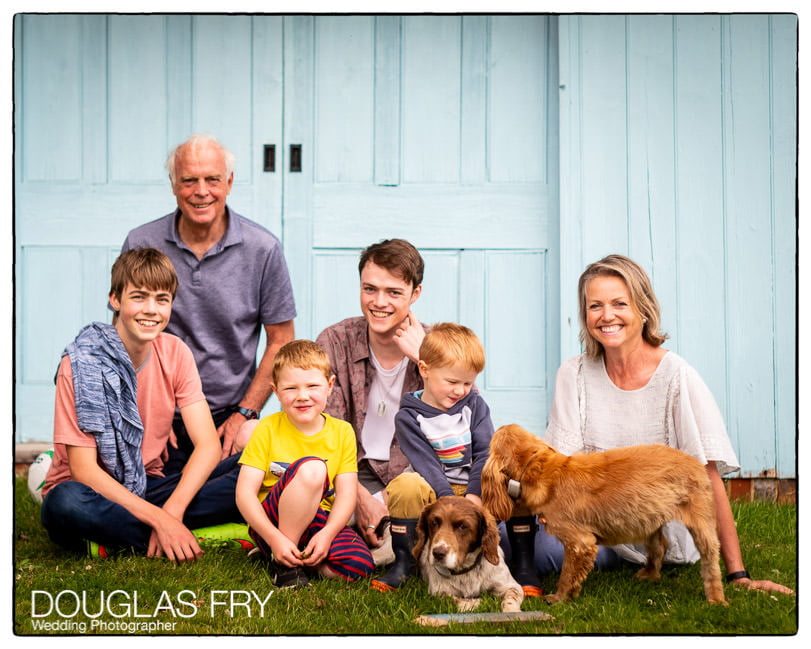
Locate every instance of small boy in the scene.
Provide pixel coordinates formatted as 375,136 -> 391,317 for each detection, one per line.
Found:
41,248 -> 243,562
396,322 -> 492,503
371,323 -> 542,597
236,340 -> 375,588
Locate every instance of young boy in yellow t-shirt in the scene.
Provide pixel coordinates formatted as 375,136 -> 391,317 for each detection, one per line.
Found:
236,340 -> 374,588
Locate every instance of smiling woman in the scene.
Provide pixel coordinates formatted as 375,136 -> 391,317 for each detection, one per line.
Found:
535,254 -> 795,598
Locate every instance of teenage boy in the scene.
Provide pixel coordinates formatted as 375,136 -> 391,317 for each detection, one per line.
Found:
236,340 -> 374,588
315,239 -> 433,560
40,248 -> 242,562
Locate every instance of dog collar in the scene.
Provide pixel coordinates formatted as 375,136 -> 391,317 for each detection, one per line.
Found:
502,450 -> 538,500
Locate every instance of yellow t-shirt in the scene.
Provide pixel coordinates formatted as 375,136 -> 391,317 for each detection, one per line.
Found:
239,410 -> 358,510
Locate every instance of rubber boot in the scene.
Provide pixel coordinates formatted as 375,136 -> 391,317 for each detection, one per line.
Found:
506,516 -> 543,597
370,518 -> 418,592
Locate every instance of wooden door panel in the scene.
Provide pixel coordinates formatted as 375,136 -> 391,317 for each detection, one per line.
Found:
295,15 -> 555,433
14,15 -> 280,442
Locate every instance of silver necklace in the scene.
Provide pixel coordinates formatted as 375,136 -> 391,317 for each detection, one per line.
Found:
374,357 -> 408,417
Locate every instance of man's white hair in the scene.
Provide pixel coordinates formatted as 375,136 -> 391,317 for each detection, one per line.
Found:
165,133 -> 236,185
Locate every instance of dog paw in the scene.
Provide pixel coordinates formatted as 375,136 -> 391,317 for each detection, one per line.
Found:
453,597 -> 481,612
544,593 -> 566,605
634,568 -> 661,582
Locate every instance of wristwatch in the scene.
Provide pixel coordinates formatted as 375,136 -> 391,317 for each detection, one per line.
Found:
235,406 -> 260,420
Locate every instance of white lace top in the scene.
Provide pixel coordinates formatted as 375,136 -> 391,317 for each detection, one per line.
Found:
544,351 -> 740,564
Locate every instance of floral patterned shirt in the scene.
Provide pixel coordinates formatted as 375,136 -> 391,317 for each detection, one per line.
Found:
316,316 -> 424,486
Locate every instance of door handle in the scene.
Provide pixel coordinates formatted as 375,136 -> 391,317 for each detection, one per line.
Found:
290,144 -> 302,172
263,145 -> 275,172
262,144 -> 302,173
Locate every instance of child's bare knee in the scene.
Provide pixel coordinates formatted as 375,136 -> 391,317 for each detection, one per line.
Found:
292,458 -> 328,487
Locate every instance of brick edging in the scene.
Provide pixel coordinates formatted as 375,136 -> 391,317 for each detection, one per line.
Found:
725,478 -> 796,504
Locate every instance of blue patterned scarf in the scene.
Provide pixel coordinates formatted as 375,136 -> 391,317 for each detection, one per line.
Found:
62,322 -> 146,497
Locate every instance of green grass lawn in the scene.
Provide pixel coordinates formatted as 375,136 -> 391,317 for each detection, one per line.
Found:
13,478 -> 797,636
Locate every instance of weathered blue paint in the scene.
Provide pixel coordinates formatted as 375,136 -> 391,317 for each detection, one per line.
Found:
558,15 -> 796,476
14,14 -> 796,478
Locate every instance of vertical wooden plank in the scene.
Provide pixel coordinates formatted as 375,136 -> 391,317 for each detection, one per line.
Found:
485,251 -> 546,387
108,15 -> 167,183
81,15 -> 108,184
418,251 -> 461,326
312,251 -> 364,335
315,16 -> 375,183
374,15 -> 401,186
770,14 -> 797,477
557,15 -> 586,360
80,247 -> 116,325
20,14 -> 83,182
21,248 -> 85,383
401,16 -> 461,183
191,15 -> 253,180
283,15 -> 315,337
489,15 -> 547,183
166,15 -> 193,149
579,15 -> 629,261
252,16 -> 284,234
626,15 -> 679,350
722,15 -> 776,473
460,16 -> 487,186
544,16 -> 562,422
458,250 -> 486,343
673,15 -> 728,419
13,15 -> 23,179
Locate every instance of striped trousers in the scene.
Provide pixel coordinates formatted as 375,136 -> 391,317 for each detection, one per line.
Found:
248,456 -> 374,581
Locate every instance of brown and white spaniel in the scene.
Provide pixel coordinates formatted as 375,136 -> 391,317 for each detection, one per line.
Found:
413,495 -> 523,612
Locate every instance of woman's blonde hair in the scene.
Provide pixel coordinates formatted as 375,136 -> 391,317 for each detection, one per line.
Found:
419,322 -> 485,373
271,339 -> 333,385
577,254 -> 668,358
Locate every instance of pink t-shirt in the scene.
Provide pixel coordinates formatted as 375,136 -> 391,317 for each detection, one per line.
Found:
42,332 -> 205,497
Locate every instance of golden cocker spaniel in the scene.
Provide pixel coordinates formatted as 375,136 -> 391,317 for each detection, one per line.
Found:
481,424 -> 725,605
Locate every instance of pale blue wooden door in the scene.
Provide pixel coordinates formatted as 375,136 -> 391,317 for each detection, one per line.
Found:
281,15 -> 559,434
557,14 -> 796,477
14,15 -> 284,442
15,14 -> 558,442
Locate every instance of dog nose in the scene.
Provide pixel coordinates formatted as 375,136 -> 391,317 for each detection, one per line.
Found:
432,546 -> 447,561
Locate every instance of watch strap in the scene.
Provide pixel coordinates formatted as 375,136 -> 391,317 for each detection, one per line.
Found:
725,570 -> 750,583
236,406 -> 259,420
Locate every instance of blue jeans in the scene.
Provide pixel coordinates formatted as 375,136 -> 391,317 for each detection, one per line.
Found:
498,519 -> 626,575
41,454 -> 243,554
163,406 -> 236,475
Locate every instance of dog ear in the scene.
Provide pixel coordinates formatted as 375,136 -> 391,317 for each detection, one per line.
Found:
481,452 -> 515,523
479,507 -> 502,565
412,503 -> 431,560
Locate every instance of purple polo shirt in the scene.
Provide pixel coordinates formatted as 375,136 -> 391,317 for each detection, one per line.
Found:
122,207 -> 296,411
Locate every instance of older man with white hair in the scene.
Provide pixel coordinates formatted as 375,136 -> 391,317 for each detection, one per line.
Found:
122,134 -> 296,470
